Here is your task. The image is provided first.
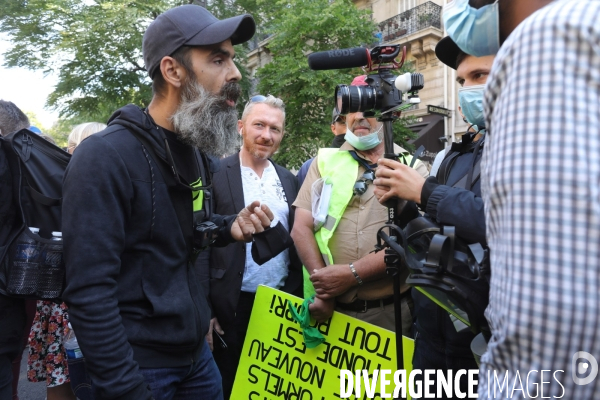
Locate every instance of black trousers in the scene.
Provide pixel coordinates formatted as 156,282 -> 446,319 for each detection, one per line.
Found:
0,294 -> 26,400
212,291 -> 255,400
411,290 -> 479,400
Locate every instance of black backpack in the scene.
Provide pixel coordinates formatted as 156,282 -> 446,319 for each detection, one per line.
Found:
0,128 -> 70,299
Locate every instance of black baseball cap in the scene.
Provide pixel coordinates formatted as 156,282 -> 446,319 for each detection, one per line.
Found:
143,5 -> 256,78
435,36 -> 462,70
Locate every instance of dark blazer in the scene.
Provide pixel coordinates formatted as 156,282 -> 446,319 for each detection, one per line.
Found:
209,153 -> 302,331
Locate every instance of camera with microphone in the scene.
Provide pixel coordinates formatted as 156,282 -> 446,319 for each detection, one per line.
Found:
307,45 -> 424,116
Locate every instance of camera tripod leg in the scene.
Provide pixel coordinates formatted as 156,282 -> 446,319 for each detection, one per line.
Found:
393,270 -> 404,372
391,265 -> 408,400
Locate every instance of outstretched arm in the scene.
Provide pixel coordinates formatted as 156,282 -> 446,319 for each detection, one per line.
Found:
374,157 -> 486,244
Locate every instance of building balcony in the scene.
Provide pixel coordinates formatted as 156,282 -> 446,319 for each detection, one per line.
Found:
378,1 -> 442,43
246,32 -> 273,52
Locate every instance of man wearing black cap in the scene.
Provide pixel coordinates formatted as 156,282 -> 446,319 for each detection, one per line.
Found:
374,37 -> 493,398
61,5 -> 271,400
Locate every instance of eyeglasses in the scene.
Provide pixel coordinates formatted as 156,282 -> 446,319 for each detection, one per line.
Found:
243,95 -> 268,110
353,170 -> 375,196
249,94 -> 267,103
245,94 -> 286,112
334,116 -> 347,125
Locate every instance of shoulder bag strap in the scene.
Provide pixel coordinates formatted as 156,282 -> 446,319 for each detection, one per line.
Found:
125,126 -> 194,257
436,150 -> 461,183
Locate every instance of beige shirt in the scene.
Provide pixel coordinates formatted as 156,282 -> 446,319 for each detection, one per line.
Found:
293,142 -> 429,303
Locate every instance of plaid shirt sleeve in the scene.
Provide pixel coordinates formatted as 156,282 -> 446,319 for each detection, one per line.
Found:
480,0 -> 600,398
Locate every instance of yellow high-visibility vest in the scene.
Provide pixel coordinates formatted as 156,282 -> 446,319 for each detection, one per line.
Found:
304,147 -> 414,299
303,148 -> 357,298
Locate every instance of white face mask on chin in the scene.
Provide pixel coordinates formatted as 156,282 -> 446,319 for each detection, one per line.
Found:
344,124 -> 383,151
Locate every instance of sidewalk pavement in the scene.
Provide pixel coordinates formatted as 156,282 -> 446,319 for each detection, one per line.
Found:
15,349 -> 46,400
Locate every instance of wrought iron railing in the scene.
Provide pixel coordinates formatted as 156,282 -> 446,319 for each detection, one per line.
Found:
378,1 -> 442,42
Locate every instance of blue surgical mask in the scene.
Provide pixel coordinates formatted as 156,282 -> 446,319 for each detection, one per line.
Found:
443,0 -> 500,57
345,125 -> 382,151
458,84 -> 486,129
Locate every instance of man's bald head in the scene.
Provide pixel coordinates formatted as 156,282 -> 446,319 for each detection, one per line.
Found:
0,100 -> 30,137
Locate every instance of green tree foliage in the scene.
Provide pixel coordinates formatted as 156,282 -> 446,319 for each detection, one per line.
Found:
206,0 -> 265,24
24,111 -> 43,130
0,0 -> 187,122
46,117 -> 96,148
2,0 -> 417,164
255,0 -> 379,169
0,0 -> 263,123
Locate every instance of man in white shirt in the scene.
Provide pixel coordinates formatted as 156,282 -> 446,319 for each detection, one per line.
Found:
208,95 -> 301,399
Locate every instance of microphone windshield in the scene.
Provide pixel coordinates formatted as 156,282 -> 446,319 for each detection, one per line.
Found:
307,48 -> 370,70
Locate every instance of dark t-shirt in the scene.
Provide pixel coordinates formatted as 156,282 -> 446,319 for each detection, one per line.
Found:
162,128 -> 201,186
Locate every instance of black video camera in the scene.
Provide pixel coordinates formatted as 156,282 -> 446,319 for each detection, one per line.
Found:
335,46 -> 424,117
307,45 -> 424,117
335,71 -> 424,116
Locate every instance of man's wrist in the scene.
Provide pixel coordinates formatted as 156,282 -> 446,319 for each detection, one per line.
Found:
349,263 -> 363,286
414,177 -> 426,204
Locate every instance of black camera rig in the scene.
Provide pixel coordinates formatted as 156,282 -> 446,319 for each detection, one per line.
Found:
316,44 -> 426,374
334,45 -> 423,117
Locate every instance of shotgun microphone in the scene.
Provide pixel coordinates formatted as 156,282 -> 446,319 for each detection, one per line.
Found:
307,48 -> 370,70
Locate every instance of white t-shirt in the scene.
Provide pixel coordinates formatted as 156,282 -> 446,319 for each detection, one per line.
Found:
240,160 -> 290,292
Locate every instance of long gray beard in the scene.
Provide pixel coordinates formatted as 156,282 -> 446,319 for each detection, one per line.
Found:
171,80 -> 240,157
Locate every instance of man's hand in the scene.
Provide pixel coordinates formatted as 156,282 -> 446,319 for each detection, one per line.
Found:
206,317 -> 225,351
205,317 -> 224,352
308,297 -> 335,323
231,201 -> 274,242
374,158 -> 426,204
310,265 -> 357,300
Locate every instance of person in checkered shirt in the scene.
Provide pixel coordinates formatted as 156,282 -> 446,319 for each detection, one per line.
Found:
445,0 -> 600,398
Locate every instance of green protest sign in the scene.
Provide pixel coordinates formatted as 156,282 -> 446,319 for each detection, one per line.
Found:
231,286 -> 414,399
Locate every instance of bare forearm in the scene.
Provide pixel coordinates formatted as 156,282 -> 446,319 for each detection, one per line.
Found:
291,224 -> 325,273
311,251 -> 388,300
291,208 -> 326,274
352,250 -> 387,283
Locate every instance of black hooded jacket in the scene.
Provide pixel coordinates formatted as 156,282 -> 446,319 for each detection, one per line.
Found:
62,104 -> 235,400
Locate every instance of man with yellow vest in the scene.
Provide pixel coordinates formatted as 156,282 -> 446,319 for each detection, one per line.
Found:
291,75 -> 429,333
